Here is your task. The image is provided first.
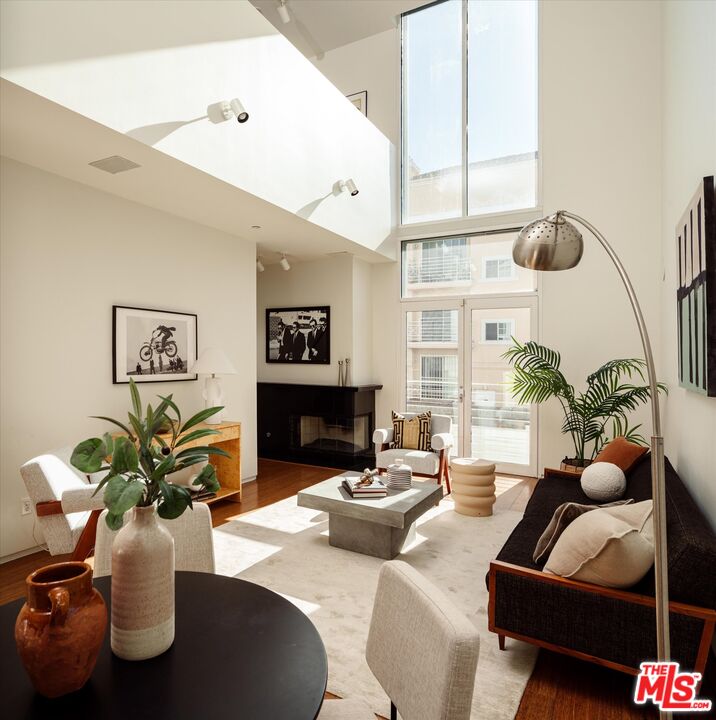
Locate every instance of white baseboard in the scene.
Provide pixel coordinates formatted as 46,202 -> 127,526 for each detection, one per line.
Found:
0,545 -> 45,564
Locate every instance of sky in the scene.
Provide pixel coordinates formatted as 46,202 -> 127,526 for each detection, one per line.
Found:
404,0 -> 538,175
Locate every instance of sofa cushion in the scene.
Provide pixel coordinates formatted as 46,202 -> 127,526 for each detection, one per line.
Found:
377,448 -> 439,476
544,500 -> 654,588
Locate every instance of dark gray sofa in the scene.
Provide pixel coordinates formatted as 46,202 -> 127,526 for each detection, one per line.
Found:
488,454 -> 716,674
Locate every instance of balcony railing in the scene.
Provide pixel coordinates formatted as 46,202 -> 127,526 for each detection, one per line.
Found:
406,256 -> 471,284
407,319 -> 457,343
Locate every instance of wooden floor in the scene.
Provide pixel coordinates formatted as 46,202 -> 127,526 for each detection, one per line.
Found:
0,459 -> 697,719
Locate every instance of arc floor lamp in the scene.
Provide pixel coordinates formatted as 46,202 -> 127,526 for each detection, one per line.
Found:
512,211 -> 670,716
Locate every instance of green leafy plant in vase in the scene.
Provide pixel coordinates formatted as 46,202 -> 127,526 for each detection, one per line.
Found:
70,379 -> 230,661
71,379 -> 227,528
503,340 -> 666,472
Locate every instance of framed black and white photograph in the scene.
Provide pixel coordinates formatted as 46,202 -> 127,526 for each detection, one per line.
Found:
266,306 -> 330,364
113,305 -> 198,384
346,91 -> 367,117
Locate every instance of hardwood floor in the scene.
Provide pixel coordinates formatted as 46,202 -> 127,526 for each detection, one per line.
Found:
1,459 -> 696,719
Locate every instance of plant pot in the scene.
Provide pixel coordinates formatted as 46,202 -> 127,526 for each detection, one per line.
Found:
559,457 -> 593,476
110,505 -> 175,661
450,458 -> 497,517
15,561 -> 107,698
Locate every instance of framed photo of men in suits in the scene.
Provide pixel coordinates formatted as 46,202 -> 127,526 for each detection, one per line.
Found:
266,306 -> 330,364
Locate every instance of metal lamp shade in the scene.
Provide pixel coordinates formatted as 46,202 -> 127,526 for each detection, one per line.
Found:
512,212 -> 584,271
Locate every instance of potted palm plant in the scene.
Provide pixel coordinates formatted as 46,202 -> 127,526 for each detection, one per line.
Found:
503,340 -> 666,473
70,379 -> 227,660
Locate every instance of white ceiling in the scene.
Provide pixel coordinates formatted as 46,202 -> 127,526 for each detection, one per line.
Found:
0,79 -> 393,266
249,0 -> 431,58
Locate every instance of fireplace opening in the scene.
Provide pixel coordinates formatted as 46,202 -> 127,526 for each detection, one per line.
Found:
290,414 -> 370,456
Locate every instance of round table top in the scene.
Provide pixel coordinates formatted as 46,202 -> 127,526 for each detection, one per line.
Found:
1,571 -> 327,720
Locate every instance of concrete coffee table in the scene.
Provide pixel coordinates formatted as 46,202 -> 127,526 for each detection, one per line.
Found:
297,472 -> 443,559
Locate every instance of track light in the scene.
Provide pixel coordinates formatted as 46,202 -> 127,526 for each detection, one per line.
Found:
280,254 -> 291,271
340,178 -> 359,197
256,257 -> 265,273
226,98 -> 249,123
277,0 -> 291,24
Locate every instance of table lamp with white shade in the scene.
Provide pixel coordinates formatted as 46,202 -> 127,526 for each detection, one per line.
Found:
191,348 -> 238,425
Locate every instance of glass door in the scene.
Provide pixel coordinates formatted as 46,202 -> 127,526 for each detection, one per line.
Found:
463,297 -> 538,476
403,301 -> 463,447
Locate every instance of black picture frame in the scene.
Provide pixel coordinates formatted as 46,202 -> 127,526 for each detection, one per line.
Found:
266,306 -> 330,364
112,305 -> 198,384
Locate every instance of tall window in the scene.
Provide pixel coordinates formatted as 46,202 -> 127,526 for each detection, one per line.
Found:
401,0 -> 538,225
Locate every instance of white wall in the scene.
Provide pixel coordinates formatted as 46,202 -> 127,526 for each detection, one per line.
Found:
0,157 -> 257,559
0,0 -> 393,253
257,254 -> 379,387
316,0 -> 664,466
660,0 -> 716,529
313,29 -> 399,146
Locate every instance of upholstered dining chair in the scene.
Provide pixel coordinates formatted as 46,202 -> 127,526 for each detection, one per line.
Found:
319,560 -> 480,720
92,502 -> 215,577
373,413 -> 454,493
20,448 -> 107,560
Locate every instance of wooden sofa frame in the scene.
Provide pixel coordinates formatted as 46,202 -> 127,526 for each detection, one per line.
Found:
488,560 -> 716,676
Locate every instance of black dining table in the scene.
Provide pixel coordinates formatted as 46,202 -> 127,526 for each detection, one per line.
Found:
1,571 -> 328,720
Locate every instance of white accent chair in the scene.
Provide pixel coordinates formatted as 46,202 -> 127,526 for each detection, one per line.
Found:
92,502 -> 215,577
20,448 -> 106,559
373,413 -> 454,493
319,560 -> 480,720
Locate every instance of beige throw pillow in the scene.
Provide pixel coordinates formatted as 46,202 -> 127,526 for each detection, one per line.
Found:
533,498 -> 634,564
391,411 -> 432,451
544,500 -> 654,588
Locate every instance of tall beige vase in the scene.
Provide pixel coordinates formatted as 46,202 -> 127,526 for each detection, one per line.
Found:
110,505 -> 175,661
450,458 -> 497,517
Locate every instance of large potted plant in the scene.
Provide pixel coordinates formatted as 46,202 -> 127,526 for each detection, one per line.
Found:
503,341 -> 666,473
71,379 -> 227,660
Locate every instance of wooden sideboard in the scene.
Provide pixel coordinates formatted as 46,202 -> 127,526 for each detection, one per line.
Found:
160,420 -> 242,504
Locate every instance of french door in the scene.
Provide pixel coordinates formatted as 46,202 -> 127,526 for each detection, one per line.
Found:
402,295 -> 538,476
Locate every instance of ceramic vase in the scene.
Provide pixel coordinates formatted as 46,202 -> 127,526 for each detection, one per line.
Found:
15,561 -> 107,698
450,458 -> 497,517
110,505 -> 175,661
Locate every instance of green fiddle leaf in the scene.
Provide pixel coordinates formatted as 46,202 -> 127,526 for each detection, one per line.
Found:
111,436 -> 139,474
180,407 -> 224,434
105,511 -> 125,531
71,438 -> 107,474
157,482 -> 191,520
102,433 -> 115,457
104,476 -> 145,516
192,463 -> 220,493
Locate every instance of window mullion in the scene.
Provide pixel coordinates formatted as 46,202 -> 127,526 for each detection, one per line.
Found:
461,0 -> 469,219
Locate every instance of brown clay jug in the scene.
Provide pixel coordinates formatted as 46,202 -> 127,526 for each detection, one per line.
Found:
15,561 -> 107,698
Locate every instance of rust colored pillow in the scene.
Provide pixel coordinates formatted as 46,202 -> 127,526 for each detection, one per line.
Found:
593,436 -> 648,473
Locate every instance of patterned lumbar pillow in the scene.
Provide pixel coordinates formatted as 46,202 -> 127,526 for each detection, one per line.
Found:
544,500 -> 654,588
391,411 -> 432,451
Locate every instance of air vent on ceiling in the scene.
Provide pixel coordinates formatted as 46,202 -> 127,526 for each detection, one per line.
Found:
88,155 -> 141,174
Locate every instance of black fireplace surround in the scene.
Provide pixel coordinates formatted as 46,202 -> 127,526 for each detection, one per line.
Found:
258,383 -> 382,470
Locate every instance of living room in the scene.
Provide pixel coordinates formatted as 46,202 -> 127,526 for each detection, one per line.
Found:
0,1 -> 714,718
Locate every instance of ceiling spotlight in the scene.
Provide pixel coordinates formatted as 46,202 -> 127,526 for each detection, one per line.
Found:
227,98 -> 249,123
340,178 -> 359,197
280,253 -> 291,271
277,0 -> 291,24
256,257 -> 265,273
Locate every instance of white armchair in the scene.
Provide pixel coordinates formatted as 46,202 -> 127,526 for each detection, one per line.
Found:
373,413 -> 454,493
20,448 -> 106,559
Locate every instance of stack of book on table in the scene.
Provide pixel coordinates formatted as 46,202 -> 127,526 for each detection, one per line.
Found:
341,476 -> 387,499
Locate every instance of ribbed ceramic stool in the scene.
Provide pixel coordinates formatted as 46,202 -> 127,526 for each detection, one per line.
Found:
450,458 -> 497,516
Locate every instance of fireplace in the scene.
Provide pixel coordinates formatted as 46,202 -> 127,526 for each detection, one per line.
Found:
258,383 -> 382,470
291,415 -> 370,455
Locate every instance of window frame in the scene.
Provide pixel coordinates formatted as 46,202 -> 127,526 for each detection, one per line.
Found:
482,255 -> 516,282
480,318 -> 515,345
399,0 -> 541,231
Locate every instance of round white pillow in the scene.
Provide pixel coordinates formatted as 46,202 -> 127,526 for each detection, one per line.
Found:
580,461 -> 626,501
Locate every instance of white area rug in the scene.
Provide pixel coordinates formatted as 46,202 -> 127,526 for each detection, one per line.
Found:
213,494 -> 537,719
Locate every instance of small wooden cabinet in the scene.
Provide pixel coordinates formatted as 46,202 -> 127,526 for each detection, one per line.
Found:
166,421 -> 242,504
